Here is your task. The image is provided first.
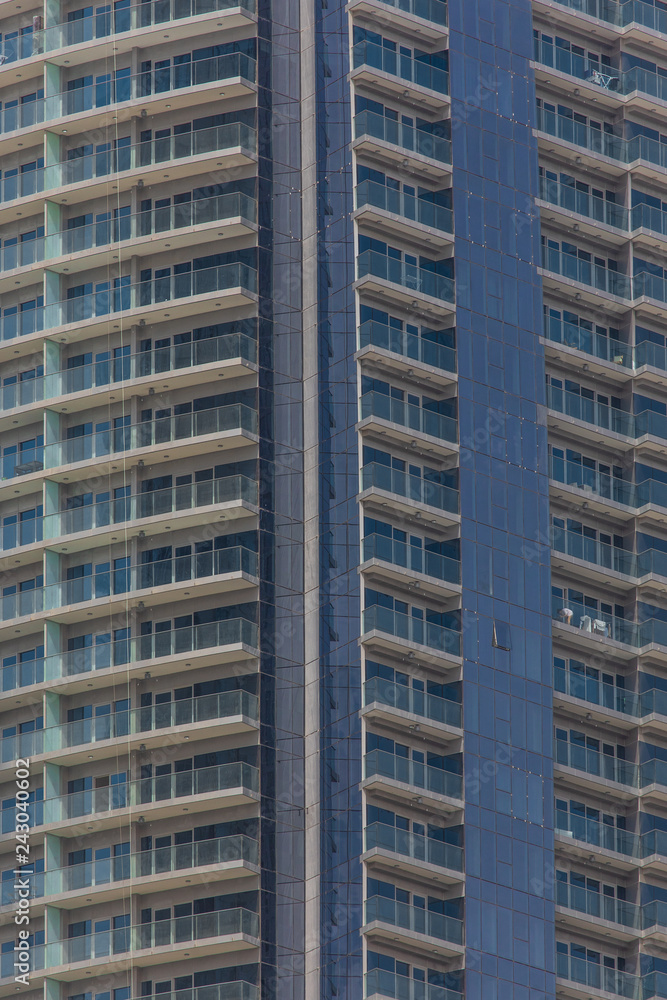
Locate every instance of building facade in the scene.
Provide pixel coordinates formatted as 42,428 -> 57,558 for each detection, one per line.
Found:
1,0 -> 667,997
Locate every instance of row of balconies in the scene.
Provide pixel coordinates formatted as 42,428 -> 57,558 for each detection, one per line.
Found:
0,53 -> 256,141
0,760 -> 259,836
0,833 -> 259,908
0,474 -> 257,556
0,0 -> 255,62
0,334 -> 257,417
541,245 -> 667,306
0,616 -> 258,695
0,545 -> 258,625
0,192 -> 257,280
535,104 -> 667,173
0,690 -> 258,764
554,662 -> 667,720
0,264 -> 258,355
0,907 -> 260,984
0,121 -> 257,213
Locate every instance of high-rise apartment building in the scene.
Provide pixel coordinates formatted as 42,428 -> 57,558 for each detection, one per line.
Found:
3,0 -> 667,997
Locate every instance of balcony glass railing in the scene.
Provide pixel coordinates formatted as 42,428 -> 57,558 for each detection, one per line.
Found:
43,402 -> 257,470
364,748 -> 463,799
44,908 -> 259,968
365,895 -> 463,945
554,737 -> 637,786
356,179 -> 453,233
0,264 -> 257,345
556,954 -> 638,999
535,105 -> 625,159
556,881 -> 639,928
364,971 -> 463,1000
358,319 -> 456,372
353,110 -> 451,164
542,314 -> 631,366
0,548 -> 257,623
1,194 -> 256,273
0,691 -> 258,762
0,617 -> 258,694
37,0 -> 254,52
539,175 -> 627,229
360,390 -> 457,442
548,454 -> 667,512
541,245 -> 631,297
364,676 -> 461,727
0,123 -> 256,206
535,39 -> 621,88
555,807 -> 639,857
44,475 -> 257,541
551,595 -> 667,648
357,250 -> 455,302
553,664 -> 639,716
361,463 -> 459,514
363,606 -> 461,656
43,762 -> 259,824
352,40 -> 449,94
546,383 -> 632,435
0,334 -> 256,412
550,525 -> 634,574
0,54 -> 256,136
362,533 -> 460,583
1,835 -> 258,904
362,0 -> 448,24
365,821 -> 463,871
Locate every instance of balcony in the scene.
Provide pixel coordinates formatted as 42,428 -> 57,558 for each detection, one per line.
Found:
360,463 -> 459,529
556,881 -> 639,931
554,737 -> 637,789
540,245 -> 631,300
347,0 -> 447,43
363,749 -> 463,806
554,664 -> 640,717
0,194 -> 257,282
363,895 -> 463,954
352,111 -> 451,179
364,821 -> 463,876
551,595 -> 667,653
0,54 -> 257,142
351,41 -> 449,109
539,175 -> 628,232
546,383 -> 633,440
357,318 -> 456,380
355,179 -> 453,247
1,834 -> 259,906
356,250 -> 455,317
44,908 -> 259,974
36,0 -> 255,56
362,606 -> 461,664
364,971 -> 463,1000
0,264 -> 258,354
363,675 -> 462,730
359,390 -> 457,454
0,123 -> 257,216
38,762 -> 260,831
0,335 -> 257,416
555,807 -> 639,858
542,313 -> 631,368
0,691 -> 258,764
40,402 -> 258,477
556,954 -> 638,999
37,476 -> 257,552
551,525 -> 635,581
0,547 -> 258,628
0,617 -> 258,696
549,454 -> 667,515
535,104 -> 667,177
361,532 -> 461,596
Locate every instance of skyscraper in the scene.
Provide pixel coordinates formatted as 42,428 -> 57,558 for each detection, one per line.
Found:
2,0 -> 667,997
